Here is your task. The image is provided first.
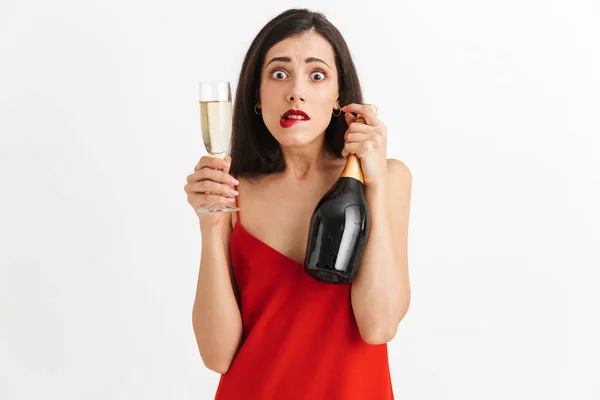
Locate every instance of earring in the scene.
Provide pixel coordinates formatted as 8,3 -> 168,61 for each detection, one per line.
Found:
254,104 -> 261,115
332,108 -> 342,117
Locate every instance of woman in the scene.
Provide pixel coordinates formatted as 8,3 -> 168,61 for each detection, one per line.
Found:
184,8 -> 412,399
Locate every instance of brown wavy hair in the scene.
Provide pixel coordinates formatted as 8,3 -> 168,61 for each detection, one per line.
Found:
229,8 -> 364,178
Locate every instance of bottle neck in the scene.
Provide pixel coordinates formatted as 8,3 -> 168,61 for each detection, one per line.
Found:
340,155 -> 364,183
340,113 -> 367,183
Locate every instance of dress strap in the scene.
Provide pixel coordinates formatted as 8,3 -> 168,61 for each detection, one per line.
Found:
233,173 -> 240,225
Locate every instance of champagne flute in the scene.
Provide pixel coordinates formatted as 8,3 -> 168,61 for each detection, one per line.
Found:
195,81 -> 240,214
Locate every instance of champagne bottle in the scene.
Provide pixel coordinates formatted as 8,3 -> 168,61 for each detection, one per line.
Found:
304,105 -> 378,284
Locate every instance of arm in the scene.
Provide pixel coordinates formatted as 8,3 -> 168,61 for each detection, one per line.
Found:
192,211 -> 243,373
351,158 -> 412,344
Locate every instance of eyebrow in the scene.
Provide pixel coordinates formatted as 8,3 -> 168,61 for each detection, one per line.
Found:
265,56 -> 331,69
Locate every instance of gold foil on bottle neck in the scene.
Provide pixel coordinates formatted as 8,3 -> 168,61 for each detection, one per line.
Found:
341,154 -> 364,182
340,104 -> 378,183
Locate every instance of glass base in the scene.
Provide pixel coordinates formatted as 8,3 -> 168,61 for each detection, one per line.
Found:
196,204 -> 240,214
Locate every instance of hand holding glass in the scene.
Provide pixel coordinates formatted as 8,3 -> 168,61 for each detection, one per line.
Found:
195,81 -> 240,214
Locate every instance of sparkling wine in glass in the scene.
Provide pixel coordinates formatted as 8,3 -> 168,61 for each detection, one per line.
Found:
195,81 -> 239,214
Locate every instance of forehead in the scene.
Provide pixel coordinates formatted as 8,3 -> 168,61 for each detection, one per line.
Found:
264,31 -> 335,65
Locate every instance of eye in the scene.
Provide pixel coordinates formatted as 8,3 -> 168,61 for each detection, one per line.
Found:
311,71 -> 326,81
270,69 -> 288,80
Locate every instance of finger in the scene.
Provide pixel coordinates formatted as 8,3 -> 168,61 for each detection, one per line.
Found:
187,168 -> 239,185
344,112 -> 356,127
341,103 -> 379,126
198,155 -> 230,171
190,193 -> 236,206
219,156 -> 232,174
344,132 -> 371,143
189,180 -> 239,197
346,122 -> 375,135
341,141 -> 376,159
341,142 -> 362,158
195,168 -> 239,186
194,157 -> 226,173
222,156 -> 232,175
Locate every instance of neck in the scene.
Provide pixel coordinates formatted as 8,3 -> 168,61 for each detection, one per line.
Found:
279,141 -> 340,181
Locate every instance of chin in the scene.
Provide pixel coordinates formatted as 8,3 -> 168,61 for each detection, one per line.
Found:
268,122 -> 326,146
274,132 -> 316,147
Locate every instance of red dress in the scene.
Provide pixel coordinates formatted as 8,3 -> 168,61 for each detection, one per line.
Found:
213,175 -> 394,399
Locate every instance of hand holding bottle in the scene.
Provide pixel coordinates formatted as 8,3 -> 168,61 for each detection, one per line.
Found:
304,105 -> 378,284
340,103 -> 388,191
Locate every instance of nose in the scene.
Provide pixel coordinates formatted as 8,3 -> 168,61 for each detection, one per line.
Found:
287,77 -> 306,103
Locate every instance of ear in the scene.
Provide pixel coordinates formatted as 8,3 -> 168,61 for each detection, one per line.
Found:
255,89 -> 261,108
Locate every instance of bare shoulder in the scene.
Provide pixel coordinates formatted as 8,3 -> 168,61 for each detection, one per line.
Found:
386,159 -> 412,223
386,158 -> 412,186
386,158 -> 412,248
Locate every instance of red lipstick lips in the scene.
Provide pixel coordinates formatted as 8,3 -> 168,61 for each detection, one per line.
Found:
280,109 -> 310,128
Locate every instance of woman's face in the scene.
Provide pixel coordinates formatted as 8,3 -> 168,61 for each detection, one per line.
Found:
259,31 -> 340,147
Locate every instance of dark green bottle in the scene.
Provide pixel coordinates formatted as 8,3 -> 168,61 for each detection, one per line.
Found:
304,107 -> 376,284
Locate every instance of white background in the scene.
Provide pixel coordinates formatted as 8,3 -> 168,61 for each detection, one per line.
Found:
1,0 -> 599,399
